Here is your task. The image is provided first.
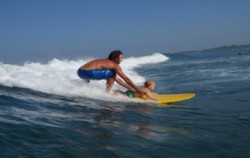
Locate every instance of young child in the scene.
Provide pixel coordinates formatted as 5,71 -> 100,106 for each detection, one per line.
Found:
115,80 -> 158,101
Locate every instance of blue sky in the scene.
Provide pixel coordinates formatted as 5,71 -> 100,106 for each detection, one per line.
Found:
1,0 -> 250,64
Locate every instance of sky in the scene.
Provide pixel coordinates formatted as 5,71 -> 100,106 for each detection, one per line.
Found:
1,0 -> 250,64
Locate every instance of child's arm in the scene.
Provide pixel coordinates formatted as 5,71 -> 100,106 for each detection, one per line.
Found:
145,90 -> 158,101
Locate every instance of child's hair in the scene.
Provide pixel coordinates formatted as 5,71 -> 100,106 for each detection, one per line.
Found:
144,80 -> 155,88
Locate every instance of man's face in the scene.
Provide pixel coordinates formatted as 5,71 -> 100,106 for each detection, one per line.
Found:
117,54 -> 123,64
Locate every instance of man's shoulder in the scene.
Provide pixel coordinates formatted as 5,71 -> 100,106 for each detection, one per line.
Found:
98,59 -> 119,69
102,59 -> 117,65
95,59 -> 113,64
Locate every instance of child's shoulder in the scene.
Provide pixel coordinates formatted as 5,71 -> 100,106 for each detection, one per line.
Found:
139,87 -> 150,93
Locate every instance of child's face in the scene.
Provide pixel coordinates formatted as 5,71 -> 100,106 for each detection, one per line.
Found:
149,84 -> 155,91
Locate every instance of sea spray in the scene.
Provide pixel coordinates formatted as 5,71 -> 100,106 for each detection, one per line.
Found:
0,53 -> 168,101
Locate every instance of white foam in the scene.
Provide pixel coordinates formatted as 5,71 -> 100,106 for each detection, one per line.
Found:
0,53 -> 168,101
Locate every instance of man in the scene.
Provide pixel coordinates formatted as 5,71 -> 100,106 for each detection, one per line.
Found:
77,50 -> 142,93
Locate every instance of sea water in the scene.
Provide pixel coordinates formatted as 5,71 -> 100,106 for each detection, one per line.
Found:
1,46 -> 250,157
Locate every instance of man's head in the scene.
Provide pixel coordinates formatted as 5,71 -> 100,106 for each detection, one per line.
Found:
108,50 -> 123,64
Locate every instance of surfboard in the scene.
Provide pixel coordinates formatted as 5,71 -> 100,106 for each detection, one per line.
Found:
136,93 -> 196,104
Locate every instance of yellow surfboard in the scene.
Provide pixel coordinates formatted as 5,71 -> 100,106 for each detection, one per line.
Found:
136,93 -> 196,104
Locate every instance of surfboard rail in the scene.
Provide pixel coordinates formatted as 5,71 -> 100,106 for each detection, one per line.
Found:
136,93 -> 196,104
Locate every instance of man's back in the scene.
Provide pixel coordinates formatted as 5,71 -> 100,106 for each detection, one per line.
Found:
80,59 -> 117,70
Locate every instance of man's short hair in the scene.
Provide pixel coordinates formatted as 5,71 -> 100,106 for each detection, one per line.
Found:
108,50 -> 123,61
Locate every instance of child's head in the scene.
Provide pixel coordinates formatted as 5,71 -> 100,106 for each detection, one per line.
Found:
144,80 -> 155,91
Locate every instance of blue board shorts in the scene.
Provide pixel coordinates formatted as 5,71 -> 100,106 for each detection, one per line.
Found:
77,69 -> 116,80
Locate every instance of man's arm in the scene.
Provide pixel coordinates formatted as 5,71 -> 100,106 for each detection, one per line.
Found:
115,76 -> 131,90
115,66 -> 142,93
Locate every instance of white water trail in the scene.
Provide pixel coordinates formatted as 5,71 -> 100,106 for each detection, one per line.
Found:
0,53 -> 169,101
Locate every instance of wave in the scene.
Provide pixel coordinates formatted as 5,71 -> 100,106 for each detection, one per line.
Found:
0,53 -> 168,101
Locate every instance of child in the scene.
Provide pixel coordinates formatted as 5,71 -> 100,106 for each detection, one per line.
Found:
115,80 -> 158,101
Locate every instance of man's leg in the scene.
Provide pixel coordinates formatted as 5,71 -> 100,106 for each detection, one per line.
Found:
106,77 -> 115,93
84,79 -> 90,84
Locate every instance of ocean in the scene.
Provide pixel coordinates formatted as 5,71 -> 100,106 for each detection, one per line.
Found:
1,45 -> 250,158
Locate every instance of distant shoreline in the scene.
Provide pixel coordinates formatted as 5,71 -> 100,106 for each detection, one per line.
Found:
171,44 -> 250,54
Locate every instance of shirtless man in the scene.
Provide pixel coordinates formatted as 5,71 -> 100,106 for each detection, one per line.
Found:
77,50 -> 142,93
